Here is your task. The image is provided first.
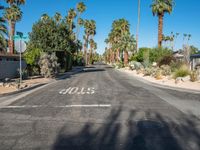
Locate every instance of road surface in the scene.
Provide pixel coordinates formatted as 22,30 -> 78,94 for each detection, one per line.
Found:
0,63 -> 200,150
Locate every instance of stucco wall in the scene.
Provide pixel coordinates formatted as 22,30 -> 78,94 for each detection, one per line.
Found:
0,61 -> 26,80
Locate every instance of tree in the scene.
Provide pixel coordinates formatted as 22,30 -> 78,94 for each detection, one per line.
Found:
5,0 -> 25,6
4,4 -> 22,54
66,8 -> 77,32
151,0 -> 174,47
76,2 -> 86,40
119,33 -> 136,65
83,19 -> 96,64
54,12 -> 62,24
0,5 -> 7,51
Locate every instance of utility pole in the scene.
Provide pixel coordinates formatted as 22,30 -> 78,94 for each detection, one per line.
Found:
136,0 -> 141,52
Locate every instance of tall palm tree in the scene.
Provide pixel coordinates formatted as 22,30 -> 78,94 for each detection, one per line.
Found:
66,8 -> 77,32
76,2 -> 86,40
6,0 -> 25,6
4,4 -> 22,54
41,13 -> 50,23
54,12 -> 62,24
0,5 -> 7,52
151,0 -> 174,47
83,20 -> 96,65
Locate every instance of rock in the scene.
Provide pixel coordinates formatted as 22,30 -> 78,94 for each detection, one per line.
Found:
4,84 -> 10,88
152,62 -> 157,67
4,78 -> 11,82
175,77 -> 183,84
182,76 -> 190,82
0,82 -> 3,86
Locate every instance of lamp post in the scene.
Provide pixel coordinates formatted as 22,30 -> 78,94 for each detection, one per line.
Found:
13,32 -> 27,88
136,0 -> 141,52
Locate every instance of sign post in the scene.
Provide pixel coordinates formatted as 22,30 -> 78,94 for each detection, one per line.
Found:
13,32 -> 27,88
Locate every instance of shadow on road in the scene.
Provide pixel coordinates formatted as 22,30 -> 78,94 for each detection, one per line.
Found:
52,106 -> 200,150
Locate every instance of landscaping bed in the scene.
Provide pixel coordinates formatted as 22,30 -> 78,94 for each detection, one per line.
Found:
0,77 -> 51,95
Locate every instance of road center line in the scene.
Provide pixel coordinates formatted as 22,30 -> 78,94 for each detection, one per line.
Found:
0,104 -> 111,109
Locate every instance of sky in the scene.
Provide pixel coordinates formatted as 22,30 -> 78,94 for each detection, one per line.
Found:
1,0 -> 200,54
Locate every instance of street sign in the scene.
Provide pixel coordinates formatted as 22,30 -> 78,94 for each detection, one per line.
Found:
15,40 -> 27,53
16,31 -> 23,38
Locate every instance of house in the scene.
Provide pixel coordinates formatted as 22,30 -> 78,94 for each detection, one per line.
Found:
190,54 -> 200,70
0,53 -> 26,80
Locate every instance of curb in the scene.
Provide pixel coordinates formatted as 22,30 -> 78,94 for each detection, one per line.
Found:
0,83 -> 47,98
117,69 -> 200,94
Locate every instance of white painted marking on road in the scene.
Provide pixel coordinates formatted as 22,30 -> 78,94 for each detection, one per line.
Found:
0,104 -> 111,109
59,87 -> 95,95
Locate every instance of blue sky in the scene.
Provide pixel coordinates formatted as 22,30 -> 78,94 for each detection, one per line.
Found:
1,0 -> 200,54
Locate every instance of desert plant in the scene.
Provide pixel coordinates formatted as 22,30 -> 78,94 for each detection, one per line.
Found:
39,53 -> 60,78
160,65 -> 171,76
129,61 -> 144,70
190,70 -> 199,82
173,65 -> 190,79
155,69 -> 163,80
144,67 -> 153,76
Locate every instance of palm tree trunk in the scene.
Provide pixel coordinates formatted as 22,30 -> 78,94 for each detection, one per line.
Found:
124,50 -> 129,66
84,35 -> 89,65
158,14 -> 164,47
9,21 -> 15,54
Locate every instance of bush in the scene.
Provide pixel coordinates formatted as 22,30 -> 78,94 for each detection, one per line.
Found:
170,61 -> 185,72
173,65 -> 190,79
149,47 -> 172,63
39,53 -> 60,78
190,71 -> 199,82
158,55 -> 176,67
160,65 -> 171,76
129,61 -> 144,70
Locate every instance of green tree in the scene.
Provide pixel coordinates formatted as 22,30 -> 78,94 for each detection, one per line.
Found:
0,5 -> 7,51
151,0 -> 174,47
83,19 -> 96,64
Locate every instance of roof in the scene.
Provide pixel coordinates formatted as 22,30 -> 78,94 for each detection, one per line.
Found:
0,53 -> 20,58
191,54 -> 200,59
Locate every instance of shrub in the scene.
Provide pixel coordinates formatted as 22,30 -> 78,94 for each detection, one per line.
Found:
170,61 -> 185,72
158,55 -> 176,67
173,65 -> 190,79
190,71 -> 199,82
144,68 -> 152,76
149,47 -> 172,63
160,65 -> 171,76
129,61 -> 144,70
39,53 -> 60,78
155,69 -> 163,80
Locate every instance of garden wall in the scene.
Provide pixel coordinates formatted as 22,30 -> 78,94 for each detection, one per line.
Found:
0,61 -> 26,80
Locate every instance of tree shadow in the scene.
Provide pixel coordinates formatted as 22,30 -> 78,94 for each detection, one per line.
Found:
52,106 -> 200,150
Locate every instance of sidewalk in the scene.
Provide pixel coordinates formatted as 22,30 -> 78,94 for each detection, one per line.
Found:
117,68 -> 200,94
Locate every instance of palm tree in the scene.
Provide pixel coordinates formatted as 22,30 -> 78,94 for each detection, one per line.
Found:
151,0 -> 174,47
66,8 -> 77,32
41,13 -> 50,23
0,5 -> 7,52
83,20 -> 96,65
54,12 -> 62,24
76,2 -> 86,40
6,0 -> 26,5
4,4 -> 22,54
120,33 -> 136,65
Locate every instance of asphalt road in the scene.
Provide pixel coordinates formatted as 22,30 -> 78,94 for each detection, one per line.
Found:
0,63 -> 200,150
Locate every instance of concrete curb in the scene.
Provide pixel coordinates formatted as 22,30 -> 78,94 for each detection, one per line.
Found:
116,69 -> 200,94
